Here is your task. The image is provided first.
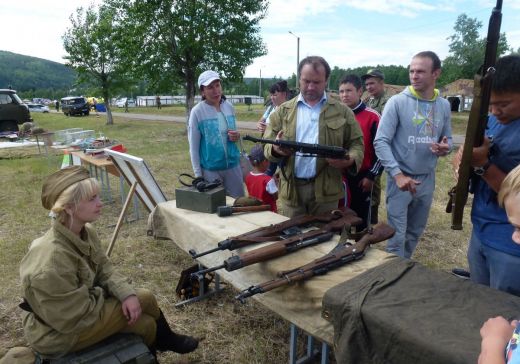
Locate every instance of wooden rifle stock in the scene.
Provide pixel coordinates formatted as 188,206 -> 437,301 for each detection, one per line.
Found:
235,223 -> 395,303
188,208 -> 356,259
217,204 -> 271,217
191,212 -> 363,278
448,0 -> 502,230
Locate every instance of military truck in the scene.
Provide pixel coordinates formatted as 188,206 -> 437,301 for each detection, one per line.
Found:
0,89 -> 32,132
61,96 -> 90,116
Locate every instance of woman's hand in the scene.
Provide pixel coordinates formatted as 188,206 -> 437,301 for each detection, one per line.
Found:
122,295 -> 142,325
257,119 -> 267,133
228,130 -> 240,142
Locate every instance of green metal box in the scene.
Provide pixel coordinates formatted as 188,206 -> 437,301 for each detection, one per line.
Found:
175,186 -> 226,213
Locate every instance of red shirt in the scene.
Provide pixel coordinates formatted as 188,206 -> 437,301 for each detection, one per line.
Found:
245,172 -> 277,212
352,102 -> 380,174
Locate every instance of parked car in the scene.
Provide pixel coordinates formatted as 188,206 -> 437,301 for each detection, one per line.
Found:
0,89 -> 32,132
61,96 -> 90,116
116,98 -> 136,108
27,103 -> 50,113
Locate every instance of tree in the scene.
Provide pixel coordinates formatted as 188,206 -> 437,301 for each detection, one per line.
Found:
63,4 -> 136,125
108,0 -> 268,118
440,13 -> 510,85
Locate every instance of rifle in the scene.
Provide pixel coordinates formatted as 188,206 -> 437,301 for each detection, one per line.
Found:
191,212 -> 363,278
243,134 -> 348,159
235,223 -> 395,303
217,204 -> 271,217
447,0 -> 503,230
188,208 -> 357,259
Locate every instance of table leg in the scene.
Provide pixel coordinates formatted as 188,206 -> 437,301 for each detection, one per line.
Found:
289,323 -> 330,364
104,168 -> 113,203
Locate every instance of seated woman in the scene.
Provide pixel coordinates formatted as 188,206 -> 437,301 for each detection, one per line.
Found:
19,166 -> 198,359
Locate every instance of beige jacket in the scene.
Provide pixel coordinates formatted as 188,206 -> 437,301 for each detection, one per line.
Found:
19,222 -> 135,356
264,95 -> 364,205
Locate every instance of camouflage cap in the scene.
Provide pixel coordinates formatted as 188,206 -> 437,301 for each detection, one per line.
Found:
361,69 -> 385,81
41,166 -> 90,210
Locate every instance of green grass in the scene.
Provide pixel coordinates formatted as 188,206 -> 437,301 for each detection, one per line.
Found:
451,111 -> 470,136
114,103 -> 265,124
0,111 -> 472,363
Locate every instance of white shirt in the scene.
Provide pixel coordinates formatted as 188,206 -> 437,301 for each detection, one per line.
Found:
294,92 -> 327,178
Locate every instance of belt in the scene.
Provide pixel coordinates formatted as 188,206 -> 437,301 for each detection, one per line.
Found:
294,177 -> 315,183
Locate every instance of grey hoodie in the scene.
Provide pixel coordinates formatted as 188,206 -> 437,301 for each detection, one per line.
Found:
374,86 -> 452,177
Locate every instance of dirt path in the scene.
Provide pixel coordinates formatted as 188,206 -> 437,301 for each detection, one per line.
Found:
58,110 -> 465,145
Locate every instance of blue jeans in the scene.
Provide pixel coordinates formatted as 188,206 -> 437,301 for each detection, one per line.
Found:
468,229 -> 520,296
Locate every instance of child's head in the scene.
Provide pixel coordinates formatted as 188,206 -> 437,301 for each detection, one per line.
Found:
498,165 -> 520,244
248,144 -> 269,172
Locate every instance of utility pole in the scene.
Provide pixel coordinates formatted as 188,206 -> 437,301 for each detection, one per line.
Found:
259,68 -> 262,97
288,31 -> 300,88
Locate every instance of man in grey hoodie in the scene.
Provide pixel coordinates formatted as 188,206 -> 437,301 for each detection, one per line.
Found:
374,51 -> 452,258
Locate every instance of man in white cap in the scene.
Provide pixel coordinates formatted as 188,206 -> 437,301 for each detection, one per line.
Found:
188,70 -> 244,198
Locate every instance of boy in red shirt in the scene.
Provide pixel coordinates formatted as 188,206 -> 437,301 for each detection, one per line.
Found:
339,74 -> 382,230
245,144 -> 278,212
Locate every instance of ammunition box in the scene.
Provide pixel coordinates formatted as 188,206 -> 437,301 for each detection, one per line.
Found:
47,333 -> 155,363
175,186 -> 226,213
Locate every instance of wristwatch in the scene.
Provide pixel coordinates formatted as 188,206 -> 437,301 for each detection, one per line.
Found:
474,160 -> 491,176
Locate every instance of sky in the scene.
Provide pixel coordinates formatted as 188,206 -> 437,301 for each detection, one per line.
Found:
1,0 -> 520,79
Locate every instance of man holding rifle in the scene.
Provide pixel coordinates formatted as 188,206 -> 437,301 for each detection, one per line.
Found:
264,55 -> 364,218
455,54 -> 520,296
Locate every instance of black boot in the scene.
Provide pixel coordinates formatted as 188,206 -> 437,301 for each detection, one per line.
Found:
149,345 -> 159,363
155,311 -> 199,354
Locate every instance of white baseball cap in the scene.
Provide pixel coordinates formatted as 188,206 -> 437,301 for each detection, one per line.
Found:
198,70 -> 220,88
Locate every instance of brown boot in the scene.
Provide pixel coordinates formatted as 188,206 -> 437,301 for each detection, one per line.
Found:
155,311 -> 198,354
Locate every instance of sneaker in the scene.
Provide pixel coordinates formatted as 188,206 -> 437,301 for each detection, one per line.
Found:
451,268 -> 470,279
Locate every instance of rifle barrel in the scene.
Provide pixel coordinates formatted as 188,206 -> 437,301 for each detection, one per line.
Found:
189,246 -> 223,259
190,264 -> 225,279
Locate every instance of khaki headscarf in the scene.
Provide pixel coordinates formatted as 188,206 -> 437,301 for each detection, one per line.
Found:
41,166 -> 90,210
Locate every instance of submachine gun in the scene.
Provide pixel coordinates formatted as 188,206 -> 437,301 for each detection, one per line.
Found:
243,135 -> 348,159
447,0 -> 503,230
235,223 -> 395,303
189,208 -> 358,259
190,210 -> 363,278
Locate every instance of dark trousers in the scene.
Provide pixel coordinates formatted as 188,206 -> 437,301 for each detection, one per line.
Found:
347,174 -> 374,231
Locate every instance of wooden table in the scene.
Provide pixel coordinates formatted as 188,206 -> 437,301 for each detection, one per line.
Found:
148,201 -> 395,362
71,151 -> 119,202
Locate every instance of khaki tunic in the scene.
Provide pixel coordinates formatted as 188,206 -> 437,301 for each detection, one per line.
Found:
264,96 -> 364,206
19,222 -> 135,356
365,91 -> 391,115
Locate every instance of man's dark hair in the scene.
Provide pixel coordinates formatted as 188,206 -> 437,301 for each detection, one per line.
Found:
492,54 -> 520,94
298,56 -> 331,80
269,80 -> 289,94
413,51 -> 441,71
339,74 -> 362,90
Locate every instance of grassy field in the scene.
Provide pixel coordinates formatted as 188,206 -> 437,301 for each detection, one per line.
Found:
0,109 -> 472,363
113,104 -> 470,135
114,104 -> 266,125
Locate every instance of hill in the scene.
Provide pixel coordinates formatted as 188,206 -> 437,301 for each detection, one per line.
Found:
0,51 -> 76,98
